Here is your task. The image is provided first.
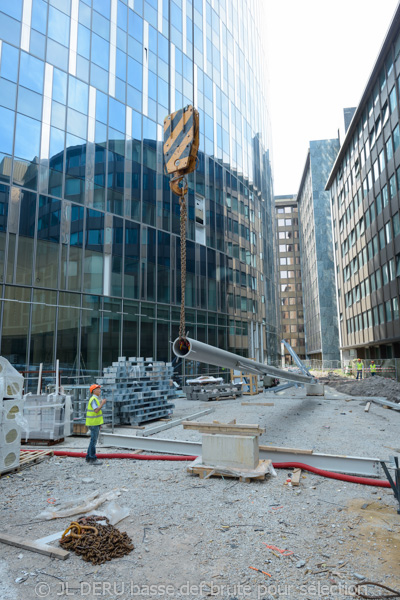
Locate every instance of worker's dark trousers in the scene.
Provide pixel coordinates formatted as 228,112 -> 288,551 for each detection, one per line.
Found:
86,425 -> 100,461
356,371 -> 362,380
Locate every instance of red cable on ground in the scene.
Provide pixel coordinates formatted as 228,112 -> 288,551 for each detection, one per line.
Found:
271,461 -> 390,488
52,450 -> 197,461
22,449 -> 391,488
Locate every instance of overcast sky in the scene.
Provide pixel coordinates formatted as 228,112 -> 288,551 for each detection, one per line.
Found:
265,0 -> 399,196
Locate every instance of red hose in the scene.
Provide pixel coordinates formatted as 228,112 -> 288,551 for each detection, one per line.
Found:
22,449 -> 391,488
271,461 -> 390,488
52,450 -> 197,461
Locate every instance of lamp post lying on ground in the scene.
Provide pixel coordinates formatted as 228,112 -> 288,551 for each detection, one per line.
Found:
172,337 -> 320,388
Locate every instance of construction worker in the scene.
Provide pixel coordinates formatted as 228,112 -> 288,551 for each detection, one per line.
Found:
356,358 -> 364,380
85,384 -> 106,465
370,361 -> 377,377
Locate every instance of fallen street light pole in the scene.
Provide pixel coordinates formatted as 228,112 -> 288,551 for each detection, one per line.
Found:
172,337 -> 317,386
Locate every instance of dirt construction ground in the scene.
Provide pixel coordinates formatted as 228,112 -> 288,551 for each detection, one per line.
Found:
1,378 -> 400,600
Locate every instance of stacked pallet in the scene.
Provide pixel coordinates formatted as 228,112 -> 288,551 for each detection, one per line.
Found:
21,393 -> 71,443
0,358 -> 25,474
95,357 -> 176,425
183,376 -> 243,402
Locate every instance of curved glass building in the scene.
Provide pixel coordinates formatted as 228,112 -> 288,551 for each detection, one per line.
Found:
0,0 -> 278,381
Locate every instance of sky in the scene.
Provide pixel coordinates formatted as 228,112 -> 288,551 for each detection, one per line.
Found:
264,0 -> 400,196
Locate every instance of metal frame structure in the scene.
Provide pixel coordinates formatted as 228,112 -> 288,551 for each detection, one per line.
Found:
380,457 -> 400,514
99,432 -> 383,478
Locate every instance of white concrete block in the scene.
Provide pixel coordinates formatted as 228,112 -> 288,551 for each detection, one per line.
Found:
306,383 -> 325,396
202,434 -> 259,469
3,398 -> 24,421
0,448 -> 20,473
0,421 -> 21,446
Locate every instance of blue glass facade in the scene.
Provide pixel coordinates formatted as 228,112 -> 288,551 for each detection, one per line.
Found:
0,0 -> 277,381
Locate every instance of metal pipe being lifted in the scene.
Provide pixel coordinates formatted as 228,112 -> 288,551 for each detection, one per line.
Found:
172,337 -> 316,386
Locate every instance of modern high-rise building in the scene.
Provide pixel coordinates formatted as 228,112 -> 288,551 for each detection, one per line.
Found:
298,139 -> 340,362
275,194 -> 305,363
326,4 -> 400,361
0,0 -> 278,381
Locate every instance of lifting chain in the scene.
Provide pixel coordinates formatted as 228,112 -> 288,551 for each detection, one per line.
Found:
59,516 -> 134,564
170,174 -> 188,342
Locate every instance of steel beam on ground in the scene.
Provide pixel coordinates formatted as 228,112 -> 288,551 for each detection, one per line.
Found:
99,433 -> 382,477
100,432 -> 200,456
273,382 -> 297,394
370,397 -> 400,411
260,448 -> 381,477
136,408 -> 214,437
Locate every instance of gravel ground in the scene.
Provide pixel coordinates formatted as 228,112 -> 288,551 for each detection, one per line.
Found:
1,385 -> 400,600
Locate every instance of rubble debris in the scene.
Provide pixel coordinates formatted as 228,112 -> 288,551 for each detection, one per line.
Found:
324,375 -> 400,405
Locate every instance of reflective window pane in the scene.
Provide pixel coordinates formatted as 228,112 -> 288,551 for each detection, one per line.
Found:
48,6 -> 70,47
19,52 -> 44,94
57,292 -> 80,373
0,106 -> 15,154
0,43 -> 19,82
80,294 -> 101,376
1,286 -> 30,367
17,86 -> 43,120
30,289 -> 56,368
14,114 -> 41,161
68,76 -> 89,114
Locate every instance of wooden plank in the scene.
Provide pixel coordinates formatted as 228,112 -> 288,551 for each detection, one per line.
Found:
0,533 -> 69,560
364,401 -> 371,412
291,468 -> 302,486
182,421 -> 265,436
19,450 -> 53,466
188,459 -> 272,482
241,402 -> 274,407
260,444 -> 313,455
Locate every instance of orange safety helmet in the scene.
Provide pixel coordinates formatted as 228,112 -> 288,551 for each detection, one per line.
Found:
90,384 -> 101,394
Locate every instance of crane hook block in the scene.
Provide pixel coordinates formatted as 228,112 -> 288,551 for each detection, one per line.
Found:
163,105 -> 199,176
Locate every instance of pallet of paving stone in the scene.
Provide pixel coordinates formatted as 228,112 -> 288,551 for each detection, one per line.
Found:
21,437 -> 64,447
187,458 -> 273,483
183,383 -> 242,402
94,357 -> 177,426
129,411 -> 173,426
72,423 -> 89,435
123,405 -> 174,425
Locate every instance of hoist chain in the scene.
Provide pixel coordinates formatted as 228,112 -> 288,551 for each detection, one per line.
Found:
179,194 -> 187,340
170,175 -> 188,341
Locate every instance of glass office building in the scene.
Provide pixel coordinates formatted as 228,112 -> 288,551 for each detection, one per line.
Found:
0,0 -> 277,381
298,140 -> 340,362
326,4 -> 400,361
275,194 -> 305,363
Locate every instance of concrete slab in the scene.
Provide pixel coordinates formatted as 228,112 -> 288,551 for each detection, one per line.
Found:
201,433 -> 259,469
306,383 -> 325,396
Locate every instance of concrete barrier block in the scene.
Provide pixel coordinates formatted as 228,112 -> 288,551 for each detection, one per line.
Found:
202,434 -> 259,469
306,383 -> 325,396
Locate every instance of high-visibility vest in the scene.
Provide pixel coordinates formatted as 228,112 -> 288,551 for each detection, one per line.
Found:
85,395 -> 103,426
370,363 -> 377,373
356,361 -> 363,370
